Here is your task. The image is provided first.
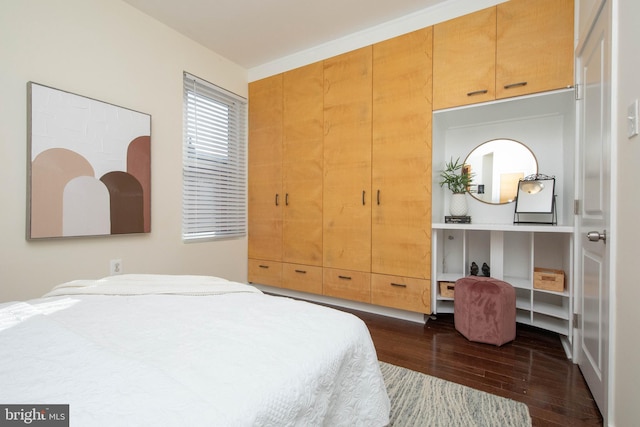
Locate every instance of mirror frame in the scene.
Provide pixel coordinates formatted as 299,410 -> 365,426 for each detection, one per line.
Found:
463,138 -> 538,205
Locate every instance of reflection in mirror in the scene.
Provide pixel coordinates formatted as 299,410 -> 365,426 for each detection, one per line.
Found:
514,177 -> 557,224
464,139 -> 537,204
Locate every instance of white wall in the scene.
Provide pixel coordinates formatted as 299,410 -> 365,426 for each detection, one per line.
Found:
0,0 -> 249,302
612,0 -> 640,425
248,0 -> 506,81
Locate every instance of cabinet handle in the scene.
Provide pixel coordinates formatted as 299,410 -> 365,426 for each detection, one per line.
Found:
294,269 -> 307,274
377,189 -> 380,205
390,282 -> 407,288
362,190 -> 366,206
467,89 -> 488,97
275,193 -> 279,206
285,193 -> 289,206
447,285 -> 455,291
504,81 -> 527,89
338,275 -> 352,280
259,265 -> 269,269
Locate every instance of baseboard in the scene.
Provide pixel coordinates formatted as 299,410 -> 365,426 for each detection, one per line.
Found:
252,283 -> 427,324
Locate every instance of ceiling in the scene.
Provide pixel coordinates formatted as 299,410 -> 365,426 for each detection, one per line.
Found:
123,0 -> 451,69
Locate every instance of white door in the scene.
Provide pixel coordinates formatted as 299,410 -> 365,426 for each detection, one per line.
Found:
575,0 -> 611,418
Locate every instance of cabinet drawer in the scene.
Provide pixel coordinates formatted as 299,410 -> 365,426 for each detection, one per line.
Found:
283,263 -> 323,294
248,259 -> 282,287
371,274 -> 431,314
323,268 -> 371,304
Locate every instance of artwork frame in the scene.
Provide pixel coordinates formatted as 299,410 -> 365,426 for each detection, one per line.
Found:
27,82 -> 151,239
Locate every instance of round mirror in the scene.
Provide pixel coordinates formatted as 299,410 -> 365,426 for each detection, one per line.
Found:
463,139 -> 537,204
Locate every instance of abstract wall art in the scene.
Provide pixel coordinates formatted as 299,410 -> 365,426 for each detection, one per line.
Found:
27,82 -> 151,239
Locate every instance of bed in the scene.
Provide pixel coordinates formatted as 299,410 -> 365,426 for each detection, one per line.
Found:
0,274 -> 390,426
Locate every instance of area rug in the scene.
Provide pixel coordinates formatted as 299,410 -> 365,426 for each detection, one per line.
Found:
379,361 -> 531,427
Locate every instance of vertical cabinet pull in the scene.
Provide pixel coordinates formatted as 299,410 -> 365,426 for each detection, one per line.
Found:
275,193 -> 279,206
285,193 -> 289,206
362,190 -> 366,206
377,189 -> 380,205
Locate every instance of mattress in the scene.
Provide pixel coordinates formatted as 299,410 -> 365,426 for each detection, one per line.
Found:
0,274 -> 390,426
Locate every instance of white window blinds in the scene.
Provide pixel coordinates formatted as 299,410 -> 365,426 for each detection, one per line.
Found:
182,72 -> 247,241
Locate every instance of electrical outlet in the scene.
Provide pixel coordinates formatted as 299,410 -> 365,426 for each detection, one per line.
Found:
110,259 -> 123,275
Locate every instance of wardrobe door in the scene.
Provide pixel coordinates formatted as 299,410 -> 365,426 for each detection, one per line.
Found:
248,75 -> 283,285
323,47 -> 372,274
372,28 -> 432,281
282,62 -> 324,267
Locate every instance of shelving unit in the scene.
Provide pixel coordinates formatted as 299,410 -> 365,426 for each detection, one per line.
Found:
432,223 -> 574,353
430,89 -> 576,357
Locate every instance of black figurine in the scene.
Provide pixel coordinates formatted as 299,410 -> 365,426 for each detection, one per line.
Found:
470,262 -> 479,276
482,262 -> 490,277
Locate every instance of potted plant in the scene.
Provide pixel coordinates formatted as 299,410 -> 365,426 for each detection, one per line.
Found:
439,157 -> 474,216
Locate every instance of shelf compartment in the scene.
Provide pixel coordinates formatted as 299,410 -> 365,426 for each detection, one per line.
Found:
516,309 -> 532,325
466,230 -> 491,275
505,275 -> 532,290
504,231 -> 533,283
515,287 -> 531,310
435,299 -> 454,314
532,312 -> 569,335
533,291 -> 570,320
437,228 -> 465,277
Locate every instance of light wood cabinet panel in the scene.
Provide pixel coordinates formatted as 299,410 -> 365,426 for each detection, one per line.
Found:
283,62 -> 324,266
433,0 -> 574,110
248,259 -> 282,287
372,28 -> 433,281
433,7 -> 496,110
371,274 -> 431,313
323,47 -> 372,273
323,268 -> 371,303
496,0 -> 574,99
282,263 -> 323,294
248,75 -> 283,264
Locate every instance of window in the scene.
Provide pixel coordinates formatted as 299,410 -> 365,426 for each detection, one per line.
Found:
182,72 -> 247,241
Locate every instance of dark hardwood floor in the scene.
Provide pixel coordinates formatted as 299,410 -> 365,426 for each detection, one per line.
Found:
340,307 -> 603,426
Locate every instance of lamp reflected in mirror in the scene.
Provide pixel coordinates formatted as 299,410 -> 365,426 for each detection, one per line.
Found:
519,180 -> 545,194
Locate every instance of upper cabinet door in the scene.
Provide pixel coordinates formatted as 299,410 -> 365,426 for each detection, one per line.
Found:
496,0 -> 574,99
433,7 -> 496,110
248,75 -> 283,261
282,62 -> 324,266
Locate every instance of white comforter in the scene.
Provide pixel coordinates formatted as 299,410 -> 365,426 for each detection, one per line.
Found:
0,274 -> 390,426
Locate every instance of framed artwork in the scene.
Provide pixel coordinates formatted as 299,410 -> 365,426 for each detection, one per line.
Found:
27,82 -> 151,239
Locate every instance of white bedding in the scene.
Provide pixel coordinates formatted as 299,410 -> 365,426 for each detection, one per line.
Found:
0,274 -> 390,426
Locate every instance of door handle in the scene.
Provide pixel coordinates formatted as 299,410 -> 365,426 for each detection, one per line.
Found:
586,230 -> 606,243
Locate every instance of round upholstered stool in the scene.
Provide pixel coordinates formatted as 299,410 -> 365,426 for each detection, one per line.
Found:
454,276 -> 516,346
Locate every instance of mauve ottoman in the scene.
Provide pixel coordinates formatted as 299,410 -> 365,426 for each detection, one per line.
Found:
454,276 -> 516,346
